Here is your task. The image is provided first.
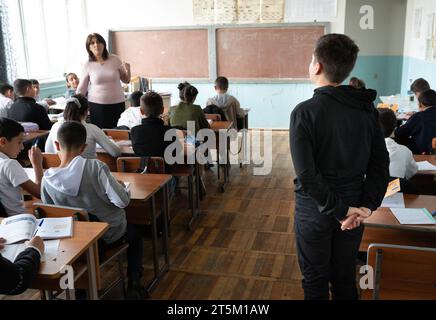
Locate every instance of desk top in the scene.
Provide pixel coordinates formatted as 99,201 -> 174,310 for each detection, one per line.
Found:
414,155 -> 436,175
24,131 -> 49,143
365,194 -> 436,232
111,172 -> 172,201
211,121 -> 233,131
0,219 -> 108,278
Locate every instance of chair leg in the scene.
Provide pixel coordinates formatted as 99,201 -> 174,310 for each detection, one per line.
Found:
117,254 -> 127,299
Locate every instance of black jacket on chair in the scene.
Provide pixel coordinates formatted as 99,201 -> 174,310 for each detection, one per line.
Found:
0,248 -> 41,295
395,106 -> 436,154
290,85 -> 390,221
8,97 -> 52,130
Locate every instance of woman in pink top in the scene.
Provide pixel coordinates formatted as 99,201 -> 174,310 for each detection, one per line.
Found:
77,33 -> 131,129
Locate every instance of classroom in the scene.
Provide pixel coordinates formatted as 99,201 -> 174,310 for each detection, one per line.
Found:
0,0 -> 436,308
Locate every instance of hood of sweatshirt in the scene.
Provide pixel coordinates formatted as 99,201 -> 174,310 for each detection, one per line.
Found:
208,93 -> 233,108
314,85 -> 377,112
43,156 -> 86,197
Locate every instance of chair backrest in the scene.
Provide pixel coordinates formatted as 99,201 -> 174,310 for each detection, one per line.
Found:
116,156 -> 165,174
42,153 -> 61,169
362,243 -> 436,300
432,138 -> 436,154
32,203 -> 89,221
103,129 -> 130,140
205,114 -> 222,121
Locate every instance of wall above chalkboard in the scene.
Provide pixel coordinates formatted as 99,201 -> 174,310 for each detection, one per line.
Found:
108,23 -> 328,82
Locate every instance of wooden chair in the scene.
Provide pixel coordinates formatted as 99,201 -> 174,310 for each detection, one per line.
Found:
205,114 -> 221,121
116,157 -> 165,174
361,243 -> 436,300
103,129 -> 130,140
42,153 -> 61,169
32,203 -> 129,300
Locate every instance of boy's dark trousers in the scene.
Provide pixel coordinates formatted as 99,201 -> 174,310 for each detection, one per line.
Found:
294,193 -> 364,300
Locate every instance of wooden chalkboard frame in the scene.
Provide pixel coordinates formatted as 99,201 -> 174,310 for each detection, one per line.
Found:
108,22 -> 329,84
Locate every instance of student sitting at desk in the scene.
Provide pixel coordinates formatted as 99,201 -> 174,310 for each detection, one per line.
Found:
0,83 -> 14,118
378,108 -> 418,186
41,121 -> 146,299
30,79 -> 56,111
349,77 -> 366,90
206,76 -> 245,130
396,89 -> 436,154
410,78 -> 430,100
0,236 -> 44,295
0,118 -> 44,216
65,73 -> 80,99
8,79 -> 53,130
116,91 -> 144,130
169,82 -> 210,134
45,95 -> 121,158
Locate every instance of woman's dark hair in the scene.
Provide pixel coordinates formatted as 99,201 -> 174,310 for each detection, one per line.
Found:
349,77 -> 366,90
378,108 -> 397,138
418,89 -> 436,107
85,33 -> 109,61
0,118 -> 24,141
314,34 -> 359,84
179,84 -> 198,104
63,94 -> 90,122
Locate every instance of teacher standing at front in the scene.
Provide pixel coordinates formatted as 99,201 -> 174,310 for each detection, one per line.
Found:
77,33 -> 131,129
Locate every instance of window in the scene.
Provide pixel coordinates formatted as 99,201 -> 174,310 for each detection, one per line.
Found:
6,0 -> 88,81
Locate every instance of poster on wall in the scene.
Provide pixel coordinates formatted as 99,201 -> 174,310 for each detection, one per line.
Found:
425,13 -> 436,62
193,0 -> 214,24
260,0 -> 285,23
285,0 -> 337,21
215,0 -> 238,24
237,0 -> 260,23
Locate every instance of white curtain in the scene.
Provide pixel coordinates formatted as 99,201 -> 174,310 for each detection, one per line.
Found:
0,0 -> 16,83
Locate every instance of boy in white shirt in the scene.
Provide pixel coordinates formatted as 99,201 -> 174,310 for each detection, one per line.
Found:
378,108 -> 418,179
0,83 -> 14,118
0,118 -> 44,216
116,91 -> 144,129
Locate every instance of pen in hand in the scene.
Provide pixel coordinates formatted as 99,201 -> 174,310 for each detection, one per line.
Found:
32,219 -> 44,238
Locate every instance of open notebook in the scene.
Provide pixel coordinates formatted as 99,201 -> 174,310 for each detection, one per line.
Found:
0,214 -> 73,245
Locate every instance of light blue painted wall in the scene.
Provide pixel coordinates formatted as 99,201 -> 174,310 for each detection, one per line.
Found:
40,55 -> 404,129
401,56 -> 436,96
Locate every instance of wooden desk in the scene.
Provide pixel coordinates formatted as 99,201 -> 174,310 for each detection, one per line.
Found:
23,130 -> 49,144
210,121 -> 233,192
111,172 -> 172,294
414,154 -> 436,174
0,219 -> 108,300
361,194 -> 436,251
410,155 -> 436,195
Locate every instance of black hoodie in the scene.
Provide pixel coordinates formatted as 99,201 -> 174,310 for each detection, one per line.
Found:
290,85 -> 389,221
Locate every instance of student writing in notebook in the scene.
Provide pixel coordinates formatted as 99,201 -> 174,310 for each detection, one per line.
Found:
41,122 -> 145,299
45,95 -> 121,158
0,118 -> 43,216
0,236 -> 44,295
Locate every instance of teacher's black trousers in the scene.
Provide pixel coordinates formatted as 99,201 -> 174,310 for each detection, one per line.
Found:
89,101 -> 126,129
294,192 -> 364,300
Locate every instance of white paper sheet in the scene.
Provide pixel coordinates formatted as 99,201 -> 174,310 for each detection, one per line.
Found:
0,240 -> 60,262
417,161 -> 436,171
390,208 -> 436,225
380,192 -> 405,208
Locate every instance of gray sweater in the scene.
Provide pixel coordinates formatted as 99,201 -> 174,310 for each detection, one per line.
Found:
41,156 -> 130,244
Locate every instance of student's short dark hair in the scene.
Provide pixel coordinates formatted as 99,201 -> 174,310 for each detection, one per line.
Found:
129,91 -> 143,107
0,83 -> 13,95
313,34 -> 359,84
0,118 -> 24,141
418,89 -> 436,107
215,77 -> 229,90
140,91 -> 163,117
378,108 -> 397,138
85,33 -> 109,61
410,78 -> 430,94
57,121 -> 87,151
179,84 -> 198,104
29,79 -> 39,86
13,79 -> 32,96
63,94 -> 90,122
349,77 -> 366,89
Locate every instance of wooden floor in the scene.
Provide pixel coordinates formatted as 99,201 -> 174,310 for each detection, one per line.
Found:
2,131 -> 304,300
